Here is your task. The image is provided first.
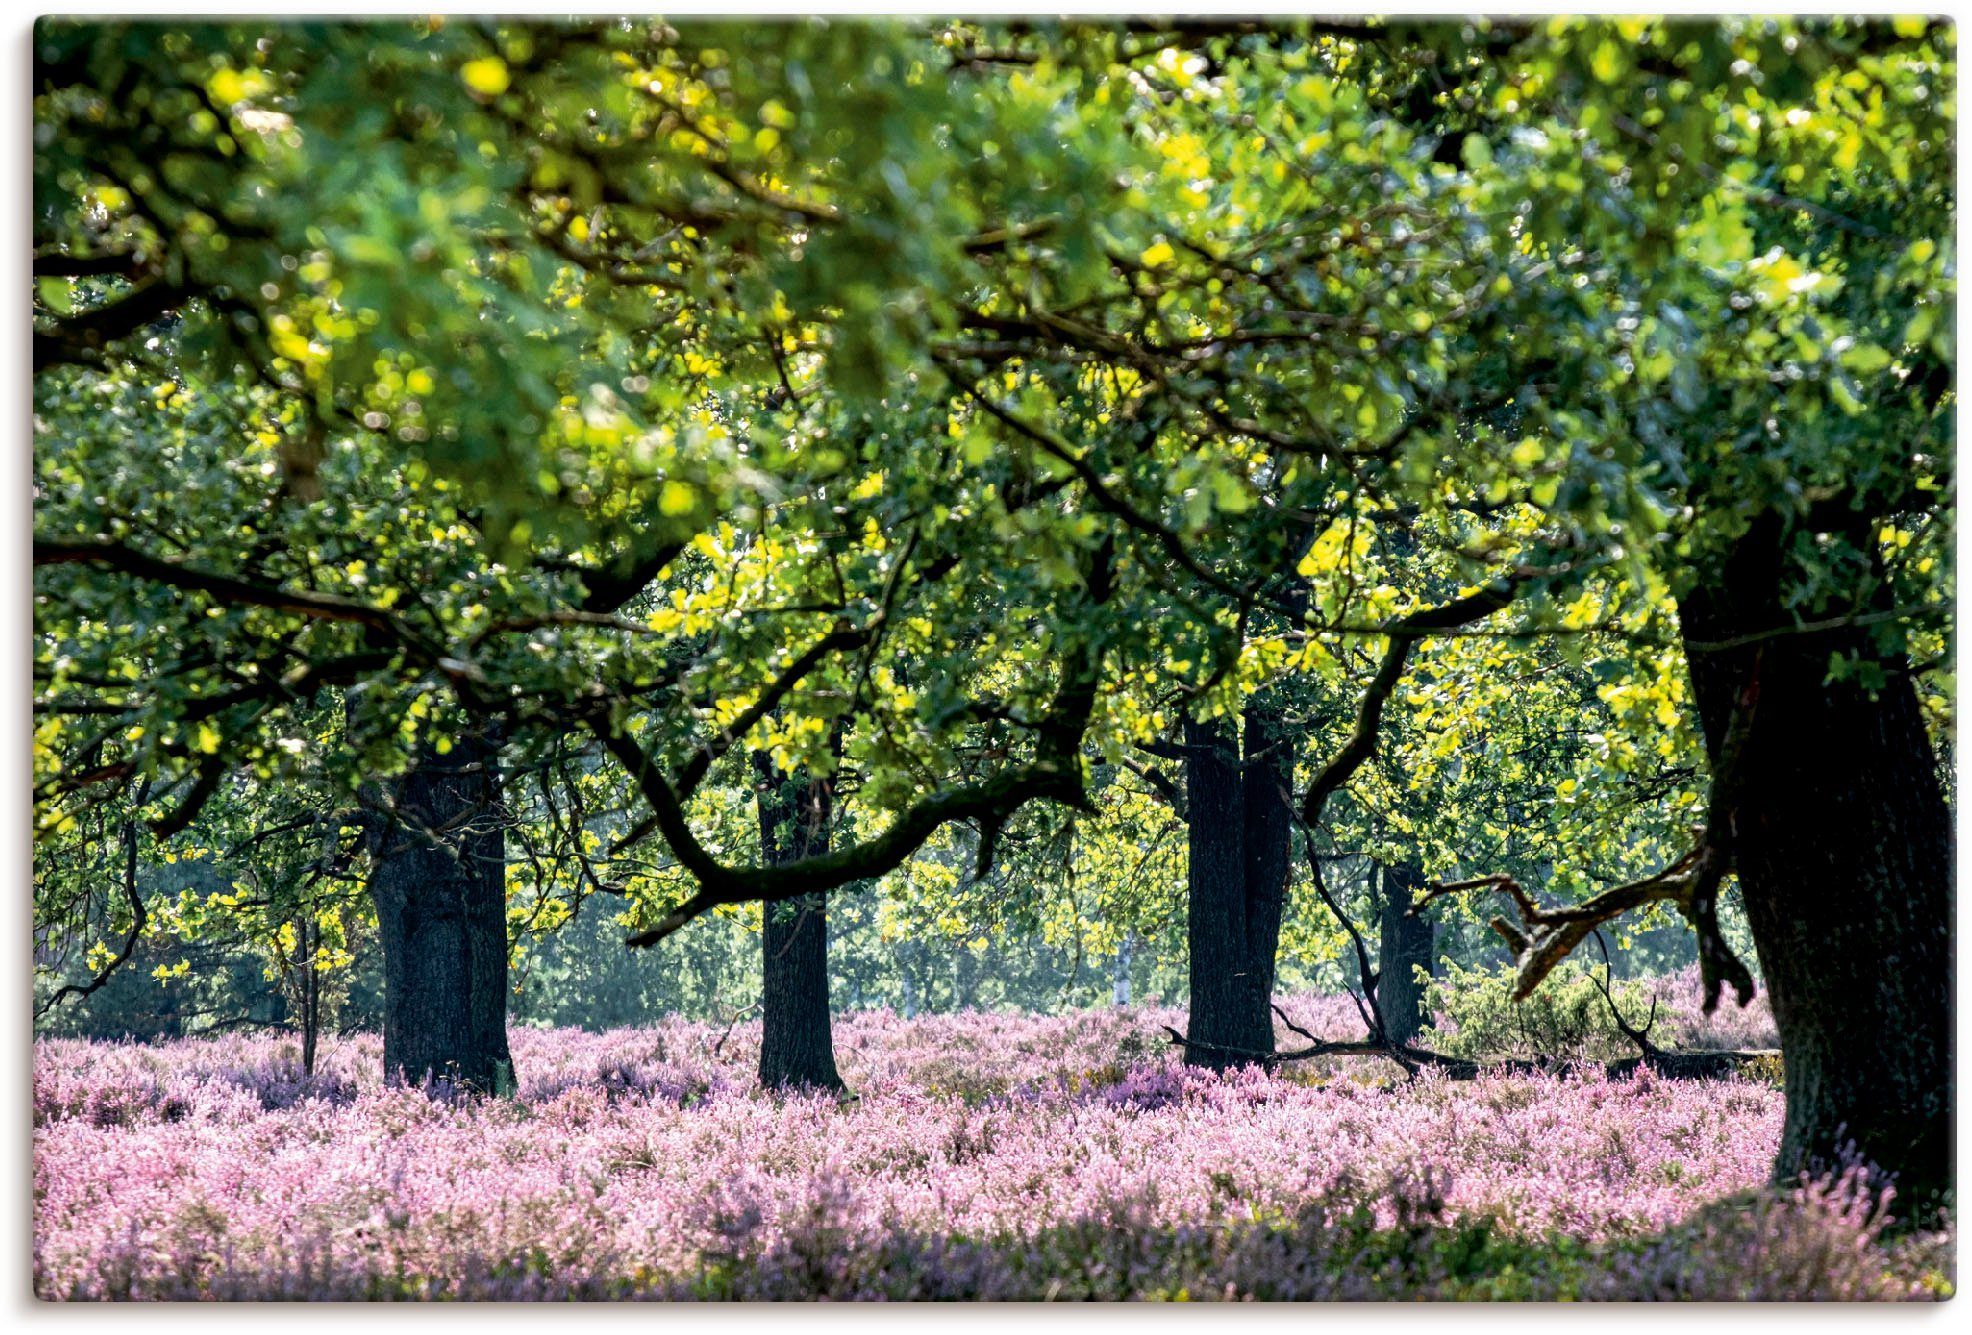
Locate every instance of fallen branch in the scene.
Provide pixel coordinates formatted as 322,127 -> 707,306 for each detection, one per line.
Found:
1161,1022 -> 1775,1082
1161,1024 -> 1475,1074
1588,932 -> 1777,1080
1591,930 -> 1663,1060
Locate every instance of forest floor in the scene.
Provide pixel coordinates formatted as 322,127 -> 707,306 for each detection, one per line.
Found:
34,984 -> 1954,1301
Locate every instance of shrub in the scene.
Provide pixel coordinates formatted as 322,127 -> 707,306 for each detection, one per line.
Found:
1427,959 -> 1658,1064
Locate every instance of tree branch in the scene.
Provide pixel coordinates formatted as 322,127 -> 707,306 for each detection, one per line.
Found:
606,539 -> 1115,944
34,279 -> 194,371
35,537 -> 422,643
1300,576 -> 1525,829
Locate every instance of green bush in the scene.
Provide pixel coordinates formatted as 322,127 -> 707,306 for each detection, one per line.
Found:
1426,960 -> 1657,1064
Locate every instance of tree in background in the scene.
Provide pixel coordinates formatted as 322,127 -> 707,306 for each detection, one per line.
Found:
751,749 -> 845,1092
1375,863 -> 1435,1048
363,731 -> 513,1091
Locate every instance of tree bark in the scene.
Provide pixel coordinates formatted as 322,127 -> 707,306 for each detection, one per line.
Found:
1183,714 -> 1283,1069
752,752 -> 845,1093
367,731 -> 513,1094
1680,513 -> 1953,1217
1242,700 -> 1294,1004
1376,861 -> 1435,1047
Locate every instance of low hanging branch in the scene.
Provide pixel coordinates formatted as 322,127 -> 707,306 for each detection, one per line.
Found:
1414,841 -> 1754,1016
1421,653 -> 1766,1015
607,538 -> 1117,946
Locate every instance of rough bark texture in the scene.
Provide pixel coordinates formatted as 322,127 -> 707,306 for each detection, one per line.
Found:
368,732 -> 513,1094
752,752 -> 845,1093
1183,706 -> 1294,1070
1377,861 -> 1435,1047
1242,701 -> 1294,1003
1680,514 -> 1953,1216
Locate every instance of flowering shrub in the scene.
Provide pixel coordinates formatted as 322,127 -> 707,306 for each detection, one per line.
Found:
33,992 -> 1944,1301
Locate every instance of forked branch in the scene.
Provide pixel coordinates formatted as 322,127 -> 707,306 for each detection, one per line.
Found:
1425,653 -> 1766,1014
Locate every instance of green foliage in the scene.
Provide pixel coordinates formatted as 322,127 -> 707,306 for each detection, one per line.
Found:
31,17 -> 1953,1025
1426,959 -> 1658,1064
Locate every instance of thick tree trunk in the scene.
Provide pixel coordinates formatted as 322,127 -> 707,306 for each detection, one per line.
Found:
1376,861 -> 1435,1047
1184,714 -> 1280,1069
368,732 -> 513,1094
1680,515 -> 1953,1217
1242,701 -> 1294,1004
752,752 -> 845,1093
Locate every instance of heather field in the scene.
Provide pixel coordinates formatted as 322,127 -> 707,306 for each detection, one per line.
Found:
33,986 -> 1952,1302
31,12 -> 1958,1309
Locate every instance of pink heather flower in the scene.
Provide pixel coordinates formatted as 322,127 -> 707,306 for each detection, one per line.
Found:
32,993 -> 1943,1300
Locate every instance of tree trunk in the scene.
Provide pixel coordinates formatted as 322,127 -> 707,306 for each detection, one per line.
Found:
1184,715 -> 1278,1068
752,752 -> 845,1093
1242,700 -> 1294,1005
955,946 -> 978,1010
299,914 -> 321,1077
367,731 -> 513,1094
1377,861 -> 1435,1047
1680,514 -> 1953,1217
899,940 -> 919,1020
1112,931 -> 1134,1007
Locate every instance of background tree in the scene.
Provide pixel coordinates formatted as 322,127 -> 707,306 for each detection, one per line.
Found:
751,746 -> 845,1092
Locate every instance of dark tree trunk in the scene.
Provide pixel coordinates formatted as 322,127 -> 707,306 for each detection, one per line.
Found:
752,752 -> 845,1093
1680,514 -> 1953,1217
1242,701 -> 1294,1003
1376,861 -> 1435,1047
1183,714 -> 1281,1069
368,731 -> 513,1094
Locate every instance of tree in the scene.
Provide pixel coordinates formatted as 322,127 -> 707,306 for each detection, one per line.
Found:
751,749 -> 845,1092
1375,863 -> 1434,1048
364,730 -> 514,1092
1423,18 -> 1955,1212
1679,515 -> 1952,1211
1176,704 -> 1294,1070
